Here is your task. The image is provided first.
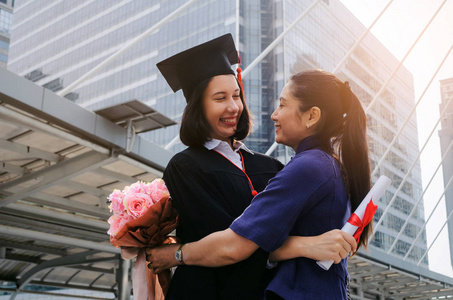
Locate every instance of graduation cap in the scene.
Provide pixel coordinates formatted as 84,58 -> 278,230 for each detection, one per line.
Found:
157,34 -> 241,101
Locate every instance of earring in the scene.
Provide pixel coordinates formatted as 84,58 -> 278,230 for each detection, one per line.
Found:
306,123 -> 310,129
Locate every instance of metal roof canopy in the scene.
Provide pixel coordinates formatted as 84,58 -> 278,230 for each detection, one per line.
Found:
95,99 -> 177,134
0,67 -> 453,299
349,248 -> 453,299
0,68 -> 175,299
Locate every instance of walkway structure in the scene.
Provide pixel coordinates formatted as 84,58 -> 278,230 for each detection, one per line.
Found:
0,68 -> 174,299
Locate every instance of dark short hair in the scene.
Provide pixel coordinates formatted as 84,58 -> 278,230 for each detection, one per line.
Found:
179,76 -> 251,147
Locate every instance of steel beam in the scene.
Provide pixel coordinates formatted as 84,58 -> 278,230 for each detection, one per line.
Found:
0,151 -> 116,207
0,104 -> 109,155
117,257 -> 131,300
63,180 -> 109,197
0,242 -> 64,258
0,214 -> 108,241
24,191 -> 110,218
2,202 -> 109,231
93,168 -> 137,184
11,250 -> 118,300
0,138 -> 61,162
0,225 -> 120,254
0,162 -> 27,175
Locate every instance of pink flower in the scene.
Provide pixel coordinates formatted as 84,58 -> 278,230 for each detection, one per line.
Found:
107,213 -> 134,236
107,179 -> 172,237
123,192 -> 153,218
108,189 -> 125,214
124,181 -> 146,194
146,179 -> 170,204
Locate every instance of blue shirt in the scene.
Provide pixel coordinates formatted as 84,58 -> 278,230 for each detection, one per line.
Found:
230,136 -> 351,299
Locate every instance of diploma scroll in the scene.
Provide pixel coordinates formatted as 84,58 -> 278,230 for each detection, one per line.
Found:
316,175 -> 391,270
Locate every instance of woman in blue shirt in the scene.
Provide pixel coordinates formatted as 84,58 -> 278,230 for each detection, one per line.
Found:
149,68 -> 366,299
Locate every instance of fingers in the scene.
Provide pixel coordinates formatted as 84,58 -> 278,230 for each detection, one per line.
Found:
338,232 -> 358,263
147,259 -> 162,274
327,230 -> 357,263
332,230 -> 357,254
338,246 -> 349,260
343,232 -> 357,253
145,247 -> 153,261
146,255 -> 152,265
147,263 -> 162,274
145,246 -> 174,273
331,246 -> 348,264
333,255 -> 342,264
146,248 -> 156,272
340,238 -> 352,257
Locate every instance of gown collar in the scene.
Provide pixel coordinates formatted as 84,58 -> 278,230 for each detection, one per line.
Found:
204,139 -> 253,154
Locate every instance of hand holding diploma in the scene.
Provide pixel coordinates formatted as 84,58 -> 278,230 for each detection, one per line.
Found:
317,175 -> 391,270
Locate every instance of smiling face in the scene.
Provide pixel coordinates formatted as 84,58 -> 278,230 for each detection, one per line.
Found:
271,81 -> 316,151
203,74 -> 243,144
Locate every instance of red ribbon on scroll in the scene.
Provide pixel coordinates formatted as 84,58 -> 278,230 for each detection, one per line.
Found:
346,199 -> 378,243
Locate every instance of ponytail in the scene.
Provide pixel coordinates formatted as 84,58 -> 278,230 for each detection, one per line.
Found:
338,81 -> 371,252
289,70 -> 372,252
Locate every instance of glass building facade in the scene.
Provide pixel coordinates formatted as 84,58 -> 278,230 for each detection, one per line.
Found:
0,0 -> 13,68
439,77 -> 453,267
8,0 -> 427,266
273,0 -> 427,265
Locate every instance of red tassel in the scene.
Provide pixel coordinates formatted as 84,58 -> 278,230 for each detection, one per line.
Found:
237,67 -> 244,97
252,190 -> 258,197
237,51 -> 245,98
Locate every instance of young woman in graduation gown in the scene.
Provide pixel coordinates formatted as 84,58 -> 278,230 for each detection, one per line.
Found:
157,34 -> 283,299
148,69 -> 370,299
155,35 -> 356,299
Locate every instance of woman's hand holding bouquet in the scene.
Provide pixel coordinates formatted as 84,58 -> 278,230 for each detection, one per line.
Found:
107,179 -> 178,300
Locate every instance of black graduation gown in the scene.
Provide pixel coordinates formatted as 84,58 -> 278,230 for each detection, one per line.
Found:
163,146 -> 284,300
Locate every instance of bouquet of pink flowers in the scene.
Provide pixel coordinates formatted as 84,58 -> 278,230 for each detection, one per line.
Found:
107,179 -> 178,300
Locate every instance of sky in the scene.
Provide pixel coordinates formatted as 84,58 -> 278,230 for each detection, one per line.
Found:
339,0 -> 453,277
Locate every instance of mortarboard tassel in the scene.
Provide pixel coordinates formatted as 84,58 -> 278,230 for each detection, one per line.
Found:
237,51 -> 245,98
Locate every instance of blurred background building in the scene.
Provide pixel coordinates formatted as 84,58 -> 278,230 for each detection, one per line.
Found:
0,0 -> 13,69
439,77 -> 453,268
6,0 -> 428,267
